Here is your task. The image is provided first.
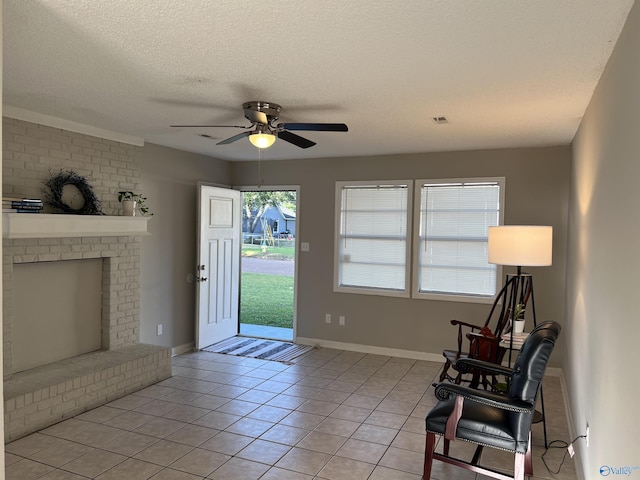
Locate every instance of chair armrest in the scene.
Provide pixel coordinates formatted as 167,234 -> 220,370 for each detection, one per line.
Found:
455,357 -> 513,378
433,382 -> 534,413
450,319 -> 486,353
450,319 -> 485,330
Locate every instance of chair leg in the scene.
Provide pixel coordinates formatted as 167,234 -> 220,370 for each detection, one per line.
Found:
439,360 -> 451,382
423,432 -> 436,479
525,433 -> 533,475
443,438 -> 450,456
471,445 -> 483,465
514,453 -> 525,480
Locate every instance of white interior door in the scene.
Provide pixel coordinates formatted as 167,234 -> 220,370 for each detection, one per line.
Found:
196,185 -> 241,349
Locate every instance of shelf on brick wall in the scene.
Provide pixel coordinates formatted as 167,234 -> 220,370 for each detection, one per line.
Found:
2,213 -> 151,239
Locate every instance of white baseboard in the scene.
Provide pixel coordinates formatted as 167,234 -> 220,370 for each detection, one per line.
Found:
295,337 -> 445,363
544,366 -> 561,377
295,336 -> 562,378
172,342 -> 195,357
560,371 -> 585,480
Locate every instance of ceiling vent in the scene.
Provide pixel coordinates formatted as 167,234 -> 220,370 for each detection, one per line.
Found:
432,116 -> 448,124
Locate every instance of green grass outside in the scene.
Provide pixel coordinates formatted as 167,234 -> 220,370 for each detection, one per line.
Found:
242,244 -> 295,260
240,272 -> 294,328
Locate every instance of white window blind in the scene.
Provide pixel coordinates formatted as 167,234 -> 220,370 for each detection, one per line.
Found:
417,181 -> 502,298
336,183 -> 411,295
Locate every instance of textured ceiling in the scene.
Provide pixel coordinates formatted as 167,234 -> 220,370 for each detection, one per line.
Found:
3,0 -> 635,161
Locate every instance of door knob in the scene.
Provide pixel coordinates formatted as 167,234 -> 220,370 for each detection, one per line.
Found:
196,276 -> 208,282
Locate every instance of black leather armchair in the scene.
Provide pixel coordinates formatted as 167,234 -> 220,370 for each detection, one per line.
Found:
423,321 -> 560,480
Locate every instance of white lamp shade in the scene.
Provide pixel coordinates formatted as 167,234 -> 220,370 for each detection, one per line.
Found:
249,133 -> 276,149
488,225 -> 553,266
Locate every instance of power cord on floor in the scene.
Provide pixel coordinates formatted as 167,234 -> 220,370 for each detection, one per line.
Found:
540,434 -> 587,475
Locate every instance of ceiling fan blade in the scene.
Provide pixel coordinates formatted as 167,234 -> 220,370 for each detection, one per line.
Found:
244,108 -> 268,125
217,131 -> 251,145
278,130 -> 316,149
278,123 -> 348,132
171,124 -> 250,129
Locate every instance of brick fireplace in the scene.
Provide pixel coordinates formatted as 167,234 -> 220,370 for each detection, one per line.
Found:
2,214 -> 171,442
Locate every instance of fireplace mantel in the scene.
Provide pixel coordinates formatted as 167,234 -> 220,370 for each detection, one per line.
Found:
2,213 -> 151,239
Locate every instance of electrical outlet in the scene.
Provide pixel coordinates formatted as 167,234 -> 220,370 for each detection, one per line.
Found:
325,314 -> 332,324
586,423 -> 589,447
339,315 -> 345,326
157,324 -> 163,336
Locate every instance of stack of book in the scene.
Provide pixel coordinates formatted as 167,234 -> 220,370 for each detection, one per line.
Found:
500,332 -> 529,346
2,197 -> 44,213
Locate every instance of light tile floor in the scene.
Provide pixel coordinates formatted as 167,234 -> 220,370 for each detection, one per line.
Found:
5,348 -> 578,479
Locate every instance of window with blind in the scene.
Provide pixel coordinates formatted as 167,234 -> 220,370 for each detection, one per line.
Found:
334,181 -> 412,297
413,178 -> 504,300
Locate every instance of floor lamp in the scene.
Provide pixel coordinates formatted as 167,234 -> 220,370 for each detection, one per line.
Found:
488,225 -> 553,447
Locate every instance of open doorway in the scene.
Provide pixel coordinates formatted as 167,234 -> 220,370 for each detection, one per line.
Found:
239,189 -> 297,341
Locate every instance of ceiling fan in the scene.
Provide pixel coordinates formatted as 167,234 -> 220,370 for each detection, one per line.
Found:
171,101 -> 348,149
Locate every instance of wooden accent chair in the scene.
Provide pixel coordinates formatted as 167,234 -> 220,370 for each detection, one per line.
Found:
439,275 -> 532,389
423,321 -> 560,480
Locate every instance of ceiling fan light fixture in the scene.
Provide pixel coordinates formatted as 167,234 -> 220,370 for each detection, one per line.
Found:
249,132 -> 276,149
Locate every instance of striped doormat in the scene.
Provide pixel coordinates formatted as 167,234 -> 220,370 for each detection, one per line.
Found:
203,336 -> 314,363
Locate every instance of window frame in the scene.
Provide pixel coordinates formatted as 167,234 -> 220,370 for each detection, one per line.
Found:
333,180 -> 413,298
411,177 -> 505,303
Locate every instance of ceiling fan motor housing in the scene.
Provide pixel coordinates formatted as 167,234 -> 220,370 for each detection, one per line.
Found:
243,101 -> 281,123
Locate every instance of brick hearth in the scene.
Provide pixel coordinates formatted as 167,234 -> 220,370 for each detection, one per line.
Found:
2,218 -> 171,442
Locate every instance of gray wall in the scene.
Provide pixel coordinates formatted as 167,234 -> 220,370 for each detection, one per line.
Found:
1,1 -> 6,455
568,1 -> 640,477
231,146 -> 571,367
138,143 -> 231,350
0,117 -> 571,368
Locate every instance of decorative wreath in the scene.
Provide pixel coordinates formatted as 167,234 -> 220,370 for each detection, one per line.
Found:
43,170 -> 103,215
